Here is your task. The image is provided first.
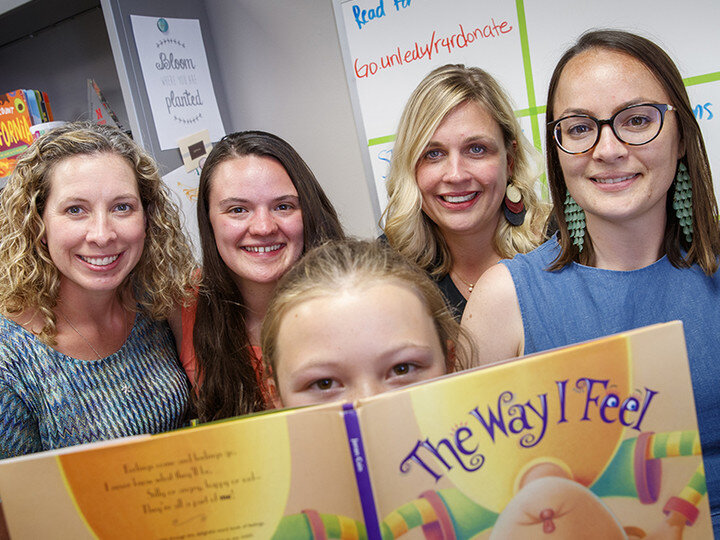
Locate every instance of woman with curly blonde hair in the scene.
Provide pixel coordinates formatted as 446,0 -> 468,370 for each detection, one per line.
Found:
0,122 -> 196,459
383,64 -> 548,320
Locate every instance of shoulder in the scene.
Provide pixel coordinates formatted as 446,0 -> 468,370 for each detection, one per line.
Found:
461,263 -> 523,365
504,236 -> 560,268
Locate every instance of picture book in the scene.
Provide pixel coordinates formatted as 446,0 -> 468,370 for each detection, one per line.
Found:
0,321 -> 711,539
0,90 -> 33,180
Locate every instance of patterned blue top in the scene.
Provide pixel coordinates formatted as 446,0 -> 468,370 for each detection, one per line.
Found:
0,311 -> 189,459
503,236 -> 720,532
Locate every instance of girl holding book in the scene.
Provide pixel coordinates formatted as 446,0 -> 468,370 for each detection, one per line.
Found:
461,29 -> 720,533
382,64 -> 548,320
261,238 -> 473,407
172,131 -> 344,422
0,122 -> 196,459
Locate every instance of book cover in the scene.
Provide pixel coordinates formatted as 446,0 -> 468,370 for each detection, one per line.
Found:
0,90 -> 33,180
0,321 -> 711,539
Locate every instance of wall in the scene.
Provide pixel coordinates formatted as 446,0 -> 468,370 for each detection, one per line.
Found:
0,6 -> 129,129
203,0 -> 379,238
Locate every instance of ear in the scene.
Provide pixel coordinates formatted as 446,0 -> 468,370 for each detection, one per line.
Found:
266,377 -> 283,409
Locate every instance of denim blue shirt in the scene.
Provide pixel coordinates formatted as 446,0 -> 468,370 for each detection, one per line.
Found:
504,236 -> 720,533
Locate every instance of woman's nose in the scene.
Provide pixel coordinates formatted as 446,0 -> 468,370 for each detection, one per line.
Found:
592,124 -> 629,162
248,208 -> 278,236
85,214 -> 117,246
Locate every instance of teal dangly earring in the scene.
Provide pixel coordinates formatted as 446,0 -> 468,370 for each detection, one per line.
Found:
564,190 -> 586,252
672,162 -> 693,244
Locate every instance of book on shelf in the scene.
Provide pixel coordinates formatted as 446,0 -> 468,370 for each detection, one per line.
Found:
0,321 -> 711,539
0,90 -> 33,181
0,89 -> 54,182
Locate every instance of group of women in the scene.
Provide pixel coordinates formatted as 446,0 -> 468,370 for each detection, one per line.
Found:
0,28 -> 717,534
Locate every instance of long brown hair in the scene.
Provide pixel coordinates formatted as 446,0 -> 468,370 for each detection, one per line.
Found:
194,131 -> 344,421
545,30 -> 720,273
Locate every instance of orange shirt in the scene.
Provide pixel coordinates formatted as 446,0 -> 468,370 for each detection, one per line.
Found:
180,297 -> 269,406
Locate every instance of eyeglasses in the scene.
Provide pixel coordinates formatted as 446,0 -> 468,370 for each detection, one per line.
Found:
548,103 -> 675,154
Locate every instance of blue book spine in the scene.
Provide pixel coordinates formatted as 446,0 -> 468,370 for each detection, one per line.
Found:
342,402 -> 382,540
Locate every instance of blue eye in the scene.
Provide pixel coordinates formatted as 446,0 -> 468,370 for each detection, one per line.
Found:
115,203 -> 131,212
468,144 -> 485,155
623,397 -> 639,411
423,149 -> 443,160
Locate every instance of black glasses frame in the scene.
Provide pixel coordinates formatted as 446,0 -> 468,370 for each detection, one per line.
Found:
548,103 -> 675,155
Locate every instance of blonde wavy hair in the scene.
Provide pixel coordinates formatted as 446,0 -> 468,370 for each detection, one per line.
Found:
262,238 -> 476,386
0,121 -> 196,344
383,64 -> 549,277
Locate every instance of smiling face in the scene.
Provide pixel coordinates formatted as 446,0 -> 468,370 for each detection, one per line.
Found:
42,153 -> 146,297
553,48 -> 682,231
274,281 -> 448,407
208,155 -> 304,289
415,100 -> 512,240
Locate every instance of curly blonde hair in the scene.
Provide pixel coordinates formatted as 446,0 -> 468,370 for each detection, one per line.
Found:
383,64 -> 549,277
0,121 -> 196,344
262,238 -> 476,385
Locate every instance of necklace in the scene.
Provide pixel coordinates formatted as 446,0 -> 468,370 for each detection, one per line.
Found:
452,271 -> 477,294
59,311 -> 104,360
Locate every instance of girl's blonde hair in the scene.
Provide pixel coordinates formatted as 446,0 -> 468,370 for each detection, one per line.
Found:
383,64 -> 548,277
0,121 -> 196,344
261,238 -> 476,382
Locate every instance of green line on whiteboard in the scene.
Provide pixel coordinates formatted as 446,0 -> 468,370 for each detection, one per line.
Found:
515,0 -> 547,197
515,105 -> 547,118
683,72 -> 720,86
368,134 -> 396,146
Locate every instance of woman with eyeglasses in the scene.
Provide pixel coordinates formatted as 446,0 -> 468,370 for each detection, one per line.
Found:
462,29 -> 720,533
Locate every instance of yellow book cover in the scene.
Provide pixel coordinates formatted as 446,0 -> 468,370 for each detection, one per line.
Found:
0,321 -> 711,539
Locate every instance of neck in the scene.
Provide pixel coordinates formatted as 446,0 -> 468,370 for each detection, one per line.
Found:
444,227 -> 502,285
236,279 -> 277,346
586,212 -> 667,270
56,280 -> 129,325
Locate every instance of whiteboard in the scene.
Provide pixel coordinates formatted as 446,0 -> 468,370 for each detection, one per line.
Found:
333,0 -> 720,214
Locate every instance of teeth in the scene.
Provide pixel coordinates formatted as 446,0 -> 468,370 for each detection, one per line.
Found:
594,176 -> 632,184
244,244 -> 282,253
80,254 -> 119,266
442,193 -> 476,203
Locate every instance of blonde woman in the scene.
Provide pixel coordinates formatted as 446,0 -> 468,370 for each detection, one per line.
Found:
383,64 -> 548,320
0,122 -> 196,459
